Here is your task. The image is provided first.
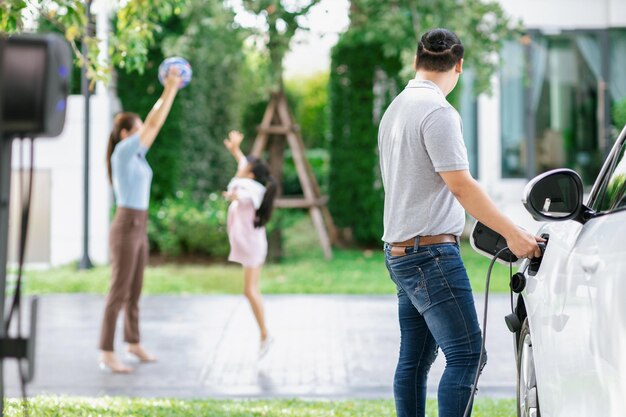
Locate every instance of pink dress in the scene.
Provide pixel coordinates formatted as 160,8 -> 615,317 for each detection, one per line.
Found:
226,166 -> 268,268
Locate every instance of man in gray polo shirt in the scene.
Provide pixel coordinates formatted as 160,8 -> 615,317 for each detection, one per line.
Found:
378,28 -> 543,417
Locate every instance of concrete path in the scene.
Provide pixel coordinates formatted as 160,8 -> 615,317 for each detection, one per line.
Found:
4,294 -> 517,399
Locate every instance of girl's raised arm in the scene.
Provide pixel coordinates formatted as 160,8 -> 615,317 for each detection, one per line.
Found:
223,130 -> 245,163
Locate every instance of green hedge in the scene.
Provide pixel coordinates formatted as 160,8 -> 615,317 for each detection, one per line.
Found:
282,148 -> 329,196
148,193 -> 230,258
171,2 -> 248,201
147,195 -> 308,260
329,32 -> 401,245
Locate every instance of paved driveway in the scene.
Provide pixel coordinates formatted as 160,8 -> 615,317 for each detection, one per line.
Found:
4,294 -> 516,399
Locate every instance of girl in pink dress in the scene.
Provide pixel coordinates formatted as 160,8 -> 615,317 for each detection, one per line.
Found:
223,130 -> 277,356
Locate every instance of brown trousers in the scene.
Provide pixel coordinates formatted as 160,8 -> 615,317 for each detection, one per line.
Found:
99,207 -> 148,351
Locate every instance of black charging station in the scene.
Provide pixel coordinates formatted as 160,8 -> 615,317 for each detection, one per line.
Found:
0,33 -> 71,415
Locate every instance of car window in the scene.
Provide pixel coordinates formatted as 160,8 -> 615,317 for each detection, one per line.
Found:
593,139 -> 626,212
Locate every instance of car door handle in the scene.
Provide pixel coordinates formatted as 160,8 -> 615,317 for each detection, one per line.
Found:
580,256 -> 600,274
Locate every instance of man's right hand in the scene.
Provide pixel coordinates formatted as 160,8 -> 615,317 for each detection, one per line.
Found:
505,229 -> 545,259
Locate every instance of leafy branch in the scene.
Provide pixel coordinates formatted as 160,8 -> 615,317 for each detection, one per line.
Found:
0,0 -> 190,87
348,0 -> 522,95
241,0 -> 321,89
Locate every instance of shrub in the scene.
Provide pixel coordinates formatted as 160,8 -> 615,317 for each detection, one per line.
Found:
282,149 -> 329,196
148,193 -> 230,258
329,32 -> 401,245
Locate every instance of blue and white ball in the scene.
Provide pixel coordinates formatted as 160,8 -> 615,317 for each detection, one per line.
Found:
158,57 -> 192,89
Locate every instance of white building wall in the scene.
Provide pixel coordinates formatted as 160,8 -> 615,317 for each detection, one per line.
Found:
609,0 -> 626,27
10,94 -> 114,267
477,76 -> 502,192
8,4 -> 116,268
499,0 -> 626,29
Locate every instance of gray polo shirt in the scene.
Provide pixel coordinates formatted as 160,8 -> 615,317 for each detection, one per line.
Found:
378,79 -> 469,243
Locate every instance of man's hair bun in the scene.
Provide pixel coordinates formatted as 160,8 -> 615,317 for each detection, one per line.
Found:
415,28 -> 464,72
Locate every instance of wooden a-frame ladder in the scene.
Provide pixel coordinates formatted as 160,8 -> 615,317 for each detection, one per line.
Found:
251,91 -> 337,259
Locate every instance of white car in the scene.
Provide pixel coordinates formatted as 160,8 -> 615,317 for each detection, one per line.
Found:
513,125 -> 626,417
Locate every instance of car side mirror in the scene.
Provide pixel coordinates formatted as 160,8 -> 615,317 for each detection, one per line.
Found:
522,169 -> 587,222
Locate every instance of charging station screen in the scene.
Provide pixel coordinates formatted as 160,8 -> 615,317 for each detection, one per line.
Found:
2,42 -> 47,132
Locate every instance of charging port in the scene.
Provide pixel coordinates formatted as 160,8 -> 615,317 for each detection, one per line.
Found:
527,234 -> 549,276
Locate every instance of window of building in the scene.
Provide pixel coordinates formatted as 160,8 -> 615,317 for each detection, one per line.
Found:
610,29 -> 626,130
533,34 -> 602,185
500,40 -> 526,178
459,68 -> 479,179
501,32 -> 608,184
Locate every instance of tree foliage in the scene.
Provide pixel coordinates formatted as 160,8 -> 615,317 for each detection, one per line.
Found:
240,0 -> 321,89
0,0 -> 189,83
328,0 -> 517,245
168,1 -> 248,200
285,72 -> 330,149
348,0 -> 519,94
329,34 -> 401,245
115,18 -> 185,202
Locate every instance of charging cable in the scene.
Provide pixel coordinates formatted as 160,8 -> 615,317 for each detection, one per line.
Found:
462,246 -> 513,417
463,243 -> 546,417
4,137 -> 34,417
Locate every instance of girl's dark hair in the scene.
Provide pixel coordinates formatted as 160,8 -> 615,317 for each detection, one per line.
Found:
106,112 -> 141,184
246,155 -> 277,228
415,28 -> 464,72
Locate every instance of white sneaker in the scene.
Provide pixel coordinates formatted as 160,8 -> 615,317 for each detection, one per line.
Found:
259,335 -> 275,359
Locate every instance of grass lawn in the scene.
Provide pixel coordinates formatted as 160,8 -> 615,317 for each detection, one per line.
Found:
21,216 -> 515,295
5,397 -> 516,416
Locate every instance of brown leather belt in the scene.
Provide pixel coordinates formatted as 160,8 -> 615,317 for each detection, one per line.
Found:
388,234 -> 458,257
392,234 -> 458,247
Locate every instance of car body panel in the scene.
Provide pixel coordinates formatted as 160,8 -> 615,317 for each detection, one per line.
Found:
515,125 -> 626,417
522,208 -> 626,417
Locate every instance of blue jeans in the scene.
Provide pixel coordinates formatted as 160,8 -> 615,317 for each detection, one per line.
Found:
384,241 -> 484,417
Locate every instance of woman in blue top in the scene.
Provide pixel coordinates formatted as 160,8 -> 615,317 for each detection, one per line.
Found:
98,69 -> 182,373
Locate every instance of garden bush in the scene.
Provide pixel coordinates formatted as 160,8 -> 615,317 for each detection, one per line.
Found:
282,148 -> 330,196
148,193 -> 230,258
329,32 -> 401,245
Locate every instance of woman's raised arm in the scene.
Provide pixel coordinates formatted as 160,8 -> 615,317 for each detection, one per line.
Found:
139,68 -> 183,148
